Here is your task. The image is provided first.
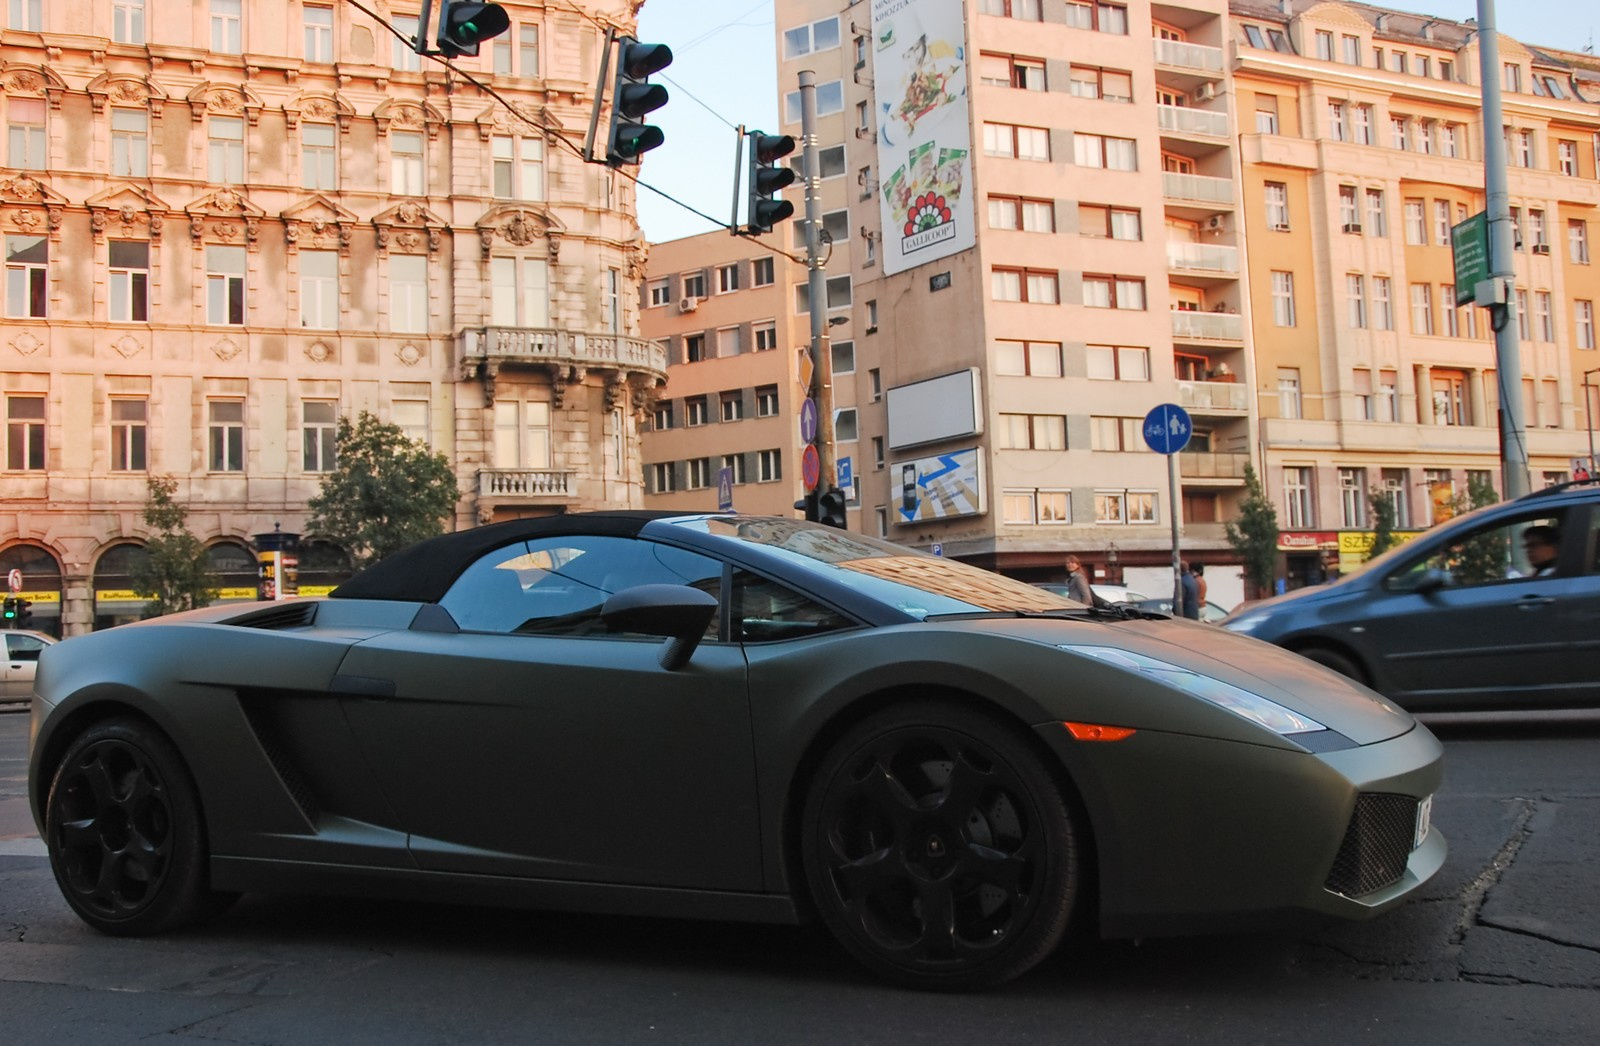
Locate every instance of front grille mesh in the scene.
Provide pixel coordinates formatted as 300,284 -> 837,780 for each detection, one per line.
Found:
1325,793 -> 1418,897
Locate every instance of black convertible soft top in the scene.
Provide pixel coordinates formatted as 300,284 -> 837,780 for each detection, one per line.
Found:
330,511 -> 686,604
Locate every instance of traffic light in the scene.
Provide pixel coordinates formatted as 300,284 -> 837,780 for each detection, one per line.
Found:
433,1 -> 510,58
2,596 -> 15,626
14,598 -> 29,628
606,37 -> 673,166
817,488 -> 848,530
794,492 -> 819,522
746,132 -> 796,234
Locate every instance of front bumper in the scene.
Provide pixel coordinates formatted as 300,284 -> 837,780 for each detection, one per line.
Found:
1035,720 -> 1446,939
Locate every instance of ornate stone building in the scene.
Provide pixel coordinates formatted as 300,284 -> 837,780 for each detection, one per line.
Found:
0,1 -> 665,636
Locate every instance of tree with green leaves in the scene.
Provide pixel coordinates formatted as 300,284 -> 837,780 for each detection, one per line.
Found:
307,410 -> 461,569
129,476 -> 219,618
1446,474 -> 1506,584
1225,462 -> 1279,599
1366,487 -> 1397,561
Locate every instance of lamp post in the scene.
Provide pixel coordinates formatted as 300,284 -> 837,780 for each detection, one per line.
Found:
1582,367 -> 1600,478
1106,543 -> 1120,585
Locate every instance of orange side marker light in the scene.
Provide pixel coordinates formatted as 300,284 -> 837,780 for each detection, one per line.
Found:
1063,721 -> 1137,742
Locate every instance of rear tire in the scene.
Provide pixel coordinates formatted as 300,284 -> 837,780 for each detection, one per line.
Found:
801,701 -> 1081,991
45,718 -> 225,936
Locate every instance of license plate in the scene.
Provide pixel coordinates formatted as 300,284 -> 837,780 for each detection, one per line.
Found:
1413,794 -> 1433,849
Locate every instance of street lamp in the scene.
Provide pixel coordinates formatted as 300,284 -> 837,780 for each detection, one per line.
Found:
1584,367 -> 1600,479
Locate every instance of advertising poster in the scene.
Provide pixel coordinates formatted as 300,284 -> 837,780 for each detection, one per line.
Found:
894,447 -> 984,524
872,0 -> 974,275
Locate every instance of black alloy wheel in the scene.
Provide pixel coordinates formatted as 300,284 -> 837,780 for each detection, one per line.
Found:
802,701 -> 1080,990
45,718 -> 224,936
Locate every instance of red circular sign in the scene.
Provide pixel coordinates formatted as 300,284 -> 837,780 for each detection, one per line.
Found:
800,444 -> 821,492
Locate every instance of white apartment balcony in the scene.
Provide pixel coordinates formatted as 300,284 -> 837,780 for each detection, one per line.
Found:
1177,379 -> 1250,415
477,468 -> 576,499
1167,241 -> 1239,284
1157,104 -> 1229,140
1178,451 -> 1251,485
1171,310 -> 1244,344
1163,172 -> 1236,208
1153,38 -> 1225,93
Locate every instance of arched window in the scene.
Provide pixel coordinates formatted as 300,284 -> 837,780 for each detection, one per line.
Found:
207,540 -> 258,602
0,542 -> 64,637
93,542 -> 151,630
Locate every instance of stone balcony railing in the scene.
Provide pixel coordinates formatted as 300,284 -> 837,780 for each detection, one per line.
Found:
1177,378 -> 1251,412
477,469 -> 575,499
457,327 -> 670,380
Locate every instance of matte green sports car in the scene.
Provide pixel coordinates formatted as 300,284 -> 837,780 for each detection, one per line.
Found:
28,513 -> 1445,990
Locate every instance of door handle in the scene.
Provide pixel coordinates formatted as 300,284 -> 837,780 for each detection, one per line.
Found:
1516,596 -> 1555,609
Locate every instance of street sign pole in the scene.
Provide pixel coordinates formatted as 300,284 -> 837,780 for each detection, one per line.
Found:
1168,451 -> 1182,610
799,69 -> 839,514
1143,403 -> 1193,615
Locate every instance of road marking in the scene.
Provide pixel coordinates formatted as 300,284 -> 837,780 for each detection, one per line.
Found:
0,836 -> 46,856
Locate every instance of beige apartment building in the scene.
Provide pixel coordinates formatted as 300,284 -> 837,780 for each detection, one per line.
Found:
756,0 -> 1253,605
638,230 -> 811,515
1233,1 -> 1600,585
0,1 -> 665,636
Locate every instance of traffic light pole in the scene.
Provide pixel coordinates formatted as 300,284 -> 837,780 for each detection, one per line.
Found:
799,71 -> 839,510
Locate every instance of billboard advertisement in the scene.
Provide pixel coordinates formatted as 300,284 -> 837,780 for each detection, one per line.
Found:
871,0 -> 975,275
894,447 -> 985,524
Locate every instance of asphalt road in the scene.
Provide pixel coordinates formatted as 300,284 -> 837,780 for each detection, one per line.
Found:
2,708 -> 1597,1045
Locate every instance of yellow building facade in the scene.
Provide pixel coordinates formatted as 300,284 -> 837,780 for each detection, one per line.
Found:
0,1 -> 664,636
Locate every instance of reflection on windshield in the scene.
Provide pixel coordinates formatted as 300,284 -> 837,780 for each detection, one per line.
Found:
686,516 -> 1080,617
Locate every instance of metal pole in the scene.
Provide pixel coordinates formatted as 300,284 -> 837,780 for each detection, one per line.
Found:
1585,368 -> 1599,473
1168,452 -> 1182,611
799,70 -> 837,496
1476,0 -> 1530,499
583,27 -> 616,164
730,125 -> 745,234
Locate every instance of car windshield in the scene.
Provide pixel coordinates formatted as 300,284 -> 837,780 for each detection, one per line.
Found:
667,516 -> 1082,619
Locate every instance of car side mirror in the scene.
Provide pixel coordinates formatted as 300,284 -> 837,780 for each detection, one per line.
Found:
601,584 -> 719,670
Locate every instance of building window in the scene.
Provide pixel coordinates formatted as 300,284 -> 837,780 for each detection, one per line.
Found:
303,5 -> 333,61
719,454 -> 747,485
684,334 -> 706,363
1284,467 -> 1313,527
211,0 -> 241,54
1380,469 -> 1410,527
752,257 -> 774,286
1559,140 -> 1579,176
391,131 -> 425,195
1431,370 -> 1469,426
208,115 -> 244,183
1365,189 -> 1387,236
1353,369 -> 1373,420
1271,270 -> 1295,326
1264,182 -> 1288,229
1372,276 -> 1393,330
1503,62 -> 1522,93
783,80 -> 844,122
1440,123 -> 1460,158
1529,208 -> 1547,250
716,325 -> 740,357
1082,275 -> 1145,309
1073,133 -> 1136,170
110,398 -> 148,472
685,458 -> 713,490
1078,204 -> 1139,239
1517,289 -> 1530,340
756,386 -> 779,417
1578,301 -> 1596,349
1534,291 -> 1554,342
650,463 -> 674,493
114,0 -> 146,44
1404,199 -> 1426,244
5,96 -> 44,169
1342,34 -> 1361,65
490,256 -> 549,328
794,275 -> 852,312
835,407 -> 858,442
991,267 -> 1059,304
302,401 -> 337,472
783,15 -> 840,58
1442,285 -> 1459,336
981,53 -> 1048,91
682,270 -> 706,299
1090,416 -> 1146,452
1346,274 -> 1366,328
1410,283 -> 1433,335
1351,104 -> 1373,145
871,435 -> 885,469
299,251 -> 338,329
389,254 -> 427,334
999,413 -> 1066,450
1327,101 -> 1346,141
1339,468 -> 1367,527
606,268 -> 621,334
110,108 -> 148,177
646,279 -> 670,308
390,399 -> 427,446
1096,490 -> 1156,524
1277,367 -> 1301,419
1434,200 -> 1453,245
1065,2 -> 1128,33
983,122 -> 1051,161
4,234 -> 46,318
1086,345 -> 1149,381
391,14 -> 421,71
1003,489 -> 1037,525
720,391 -> 744,423
493,399 -> 551,469
652,402 -> 673,431
1570,220 -> 1590,264
990,195 -> 1056,232
6,394 -> 44,471
1390,116 -> 1409,150
208,400 -> 245,472
302,122 -> 337,190
996,340 -> 1064,377
685,397 -> 708,427
1377,370 -> 1398,422
980,0 -> 1043,18
109,240 -> 149,323
1068,65 -> 1132,101
1315,30 -> 1334,61
492,135 -> 544,200
202,245 -> 245,325
716,263 -> 740,294
1338,185 -> 1359,229
753,322 -> 777,352
832,340 -> 855,375
757,450 -> 781,482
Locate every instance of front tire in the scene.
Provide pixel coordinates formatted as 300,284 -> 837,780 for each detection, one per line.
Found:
801,701 -> 1081,990
45,717 -> 224,936
1301,647 -> 1367,686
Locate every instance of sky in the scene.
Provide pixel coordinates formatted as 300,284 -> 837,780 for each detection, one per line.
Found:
633,1 -> 1595,245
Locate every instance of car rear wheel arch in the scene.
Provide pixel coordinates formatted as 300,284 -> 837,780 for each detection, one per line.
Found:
1289,642 -> 1371,687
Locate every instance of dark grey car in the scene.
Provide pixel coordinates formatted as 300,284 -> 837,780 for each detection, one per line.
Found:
1223,481 -> 1600,710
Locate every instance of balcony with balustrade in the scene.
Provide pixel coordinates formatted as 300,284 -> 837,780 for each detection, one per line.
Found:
457,326 -> 670,405
1166,241 -> 1239,286
1153,37 -> 1224,92
1177,378 -> 1250,417
1171,309 -> 1244,346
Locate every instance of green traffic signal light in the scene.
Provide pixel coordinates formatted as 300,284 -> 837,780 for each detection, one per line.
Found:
435,1 -> 510,58
746,132 -> 797,234
2,596 -> 15,620
606,38 -> 672,166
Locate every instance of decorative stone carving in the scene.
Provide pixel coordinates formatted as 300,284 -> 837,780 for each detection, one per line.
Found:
187,82 -> 264,125
374,98 -> 444,139
281,195 -> 358,255
112,334 -> 143,358
306,341 -> 332,363
283,91 -> 355,132
87,184 -> 163,244
371,200 -> 447,255
397,343 -> 423,367
10,331 -> 43,356
475,204 -> 564,259
212,337 -> 243,361
1,64 -> 66,109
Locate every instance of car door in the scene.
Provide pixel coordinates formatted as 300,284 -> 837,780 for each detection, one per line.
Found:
335,535 -> 764,892
3,632 -> 47,699
1367,506 -> 1587,708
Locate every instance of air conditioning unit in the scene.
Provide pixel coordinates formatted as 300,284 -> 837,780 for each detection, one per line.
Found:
1205,215 -> 1225,232
678,297 -> 699,313
1342,222 -> 1363,234
1532,243 -> 1551,255
1270,222 -> 1290,232
1195,83 -> 1218,102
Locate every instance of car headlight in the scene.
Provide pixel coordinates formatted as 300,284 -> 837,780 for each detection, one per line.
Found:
1060,645 -> 1326,736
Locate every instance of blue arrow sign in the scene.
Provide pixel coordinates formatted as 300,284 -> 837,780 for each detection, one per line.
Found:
837,455 -> 852,491
1142,403 -> 1193,455
799,398 -> 819,443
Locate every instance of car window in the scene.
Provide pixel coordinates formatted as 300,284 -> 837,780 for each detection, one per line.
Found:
440,536 -> 723,639
1383,510 -> 1566,591
734,569 -> 855,642
6,634 -> 46,660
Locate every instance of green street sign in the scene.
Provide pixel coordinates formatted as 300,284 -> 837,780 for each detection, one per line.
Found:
1451,212 -> 1490,304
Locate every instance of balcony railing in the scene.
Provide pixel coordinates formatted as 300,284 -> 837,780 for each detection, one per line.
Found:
1162,172 -> 1236,206
1157,104 -> 1229,138
1166,242 -> 1239,273
1177,379 -> 1250,412
1171,310 -> 1244,342
478,469 -> 575,498
1153,38 -> 1224,74
458,327 -> 669,376
1178,451 -> 1251,480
